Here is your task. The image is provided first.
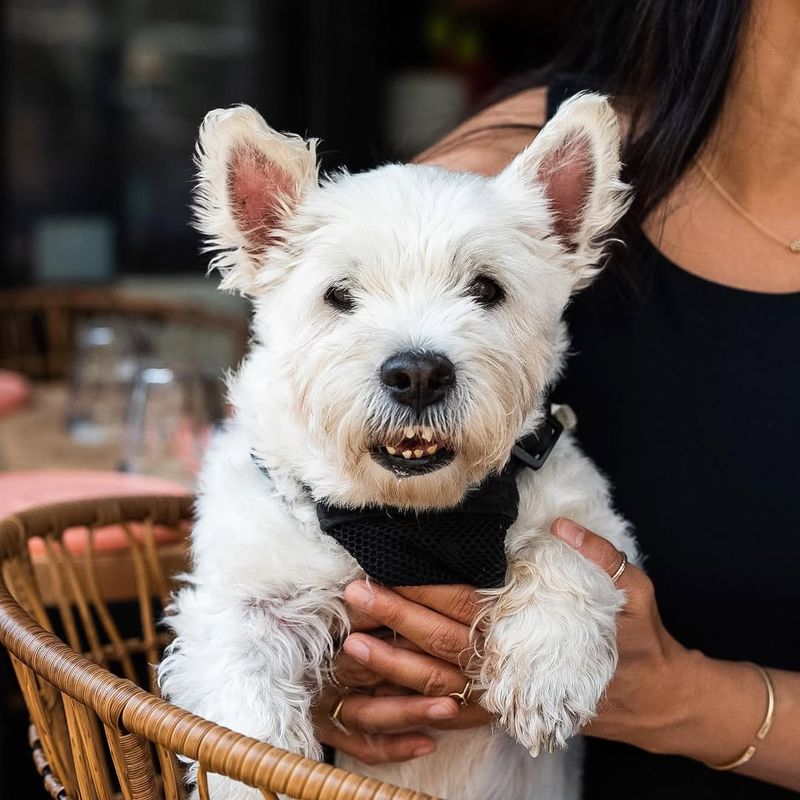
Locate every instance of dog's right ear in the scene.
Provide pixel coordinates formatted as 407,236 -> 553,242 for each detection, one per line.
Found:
193,106 -> 318,294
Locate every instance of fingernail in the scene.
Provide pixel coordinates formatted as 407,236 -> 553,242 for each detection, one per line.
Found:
552,518 -> 586,548
344,581 -> 373,607
412,742 -> 436,757
342,636 -> 370,662
427,700 -> 458,720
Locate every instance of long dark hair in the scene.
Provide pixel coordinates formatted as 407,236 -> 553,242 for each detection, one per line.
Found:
561,0 -> 750,232
487,0 -> 751,244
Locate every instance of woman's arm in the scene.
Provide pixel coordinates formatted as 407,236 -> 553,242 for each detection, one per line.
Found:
413,86 -> 547,174
317,521 -> 799,790
549,519 -> 800,789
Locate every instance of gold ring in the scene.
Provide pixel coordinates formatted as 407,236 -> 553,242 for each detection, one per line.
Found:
328,694 -> 351,736
323,649 -> 350,691
610,551 -> 628,583
448,679 -> 474,707
328,669 -> 349,691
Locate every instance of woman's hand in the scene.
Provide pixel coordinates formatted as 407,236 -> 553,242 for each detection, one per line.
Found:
312,584 -> 493,762
548,518 -> 700,751
547,520 -> 800,790
315,520 -> 799,785
316,520 -> 699,761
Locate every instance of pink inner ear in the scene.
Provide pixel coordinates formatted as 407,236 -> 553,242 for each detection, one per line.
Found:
228,143 -> 294,249
537,134 -> 594,250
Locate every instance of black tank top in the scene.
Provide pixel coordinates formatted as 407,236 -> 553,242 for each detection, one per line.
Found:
547,85 -> 800,799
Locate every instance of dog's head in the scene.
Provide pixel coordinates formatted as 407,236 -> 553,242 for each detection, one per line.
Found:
194,94 -> 629,509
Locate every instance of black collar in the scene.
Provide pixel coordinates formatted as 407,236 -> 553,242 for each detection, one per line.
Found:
251,409 -> 564,588
510,410 -> 564,471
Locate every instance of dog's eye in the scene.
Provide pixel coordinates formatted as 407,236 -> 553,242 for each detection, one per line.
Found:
468,275 -> 505,307
324,285 -> 356,312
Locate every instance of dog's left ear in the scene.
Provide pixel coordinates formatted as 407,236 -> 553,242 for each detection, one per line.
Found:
495,93 -> 631,286
193,105 -> 319,294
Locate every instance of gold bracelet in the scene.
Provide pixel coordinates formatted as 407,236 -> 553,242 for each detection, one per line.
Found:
706,663 -> 775,771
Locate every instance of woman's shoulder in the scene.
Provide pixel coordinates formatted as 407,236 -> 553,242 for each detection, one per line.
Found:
414,87 -> 547,176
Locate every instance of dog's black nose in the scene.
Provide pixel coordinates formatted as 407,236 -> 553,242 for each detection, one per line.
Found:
380,351 -> 455,413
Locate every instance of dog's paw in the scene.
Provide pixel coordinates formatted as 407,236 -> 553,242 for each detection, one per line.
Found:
478,602 -> 618,755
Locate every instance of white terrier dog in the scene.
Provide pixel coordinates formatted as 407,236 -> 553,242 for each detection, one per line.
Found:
159,93 -> 640,800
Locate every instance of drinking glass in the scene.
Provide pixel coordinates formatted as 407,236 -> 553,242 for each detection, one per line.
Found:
121,364 -> 222,486
65,317 -> 152,446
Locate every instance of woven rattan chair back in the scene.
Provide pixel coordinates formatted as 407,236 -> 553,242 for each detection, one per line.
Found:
0,287 -> 249,380
0,496 -> 436,800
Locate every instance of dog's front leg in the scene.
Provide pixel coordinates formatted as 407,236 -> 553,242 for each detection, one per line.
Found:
476,523 -> 631,756
160,584 -> 344,798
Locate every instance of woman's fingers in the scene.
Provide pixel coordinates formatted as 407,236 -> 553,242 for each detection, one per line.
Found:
315,685 -> 438,762
331,633 -> 427,690
551,518 -> 633,585
337,689 -> 459,732
316,698 -> 437,764
331,631 -> 429,690
393,584 -> 482,625
426,702 -> 493,730
343,632 -> 469,700
373,684 -> 414,697
341,688 -> 491,732
315,683 -> 491,755
331,651 -> 383,690
343,582 -> 473,665
550,517 -> 662,637
346,604 -> 383,632
322,727 -> 435,765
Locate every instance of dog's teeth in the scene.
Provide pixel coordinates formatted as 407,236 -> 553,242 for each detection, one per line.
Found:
403,426 -> 415,439
421,427 -> 433,442
385,446 -> 397,455
426,444 -> 438,455
413,449 -> 424,458
402,450 -> 412,459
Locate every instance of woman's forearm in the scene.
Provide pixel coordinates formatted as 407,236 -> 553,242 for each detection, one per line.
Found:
665,655 -> 800,788
733,665 -> 800,787
546,521 -> 800,790
597,645 -> 800,788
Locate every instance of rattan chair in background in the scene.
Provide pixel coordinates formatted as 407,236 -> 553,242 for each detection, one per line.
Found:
0,287 -> 249,381
0,496 -> 436,800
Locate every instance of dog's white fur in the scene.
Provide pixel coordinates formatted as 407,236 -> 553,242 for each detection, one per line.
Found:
159,93 -> 640,800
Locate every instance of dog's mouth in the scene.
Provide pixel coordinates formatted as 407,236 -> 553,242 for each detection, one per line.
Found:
370,426 -> 454,477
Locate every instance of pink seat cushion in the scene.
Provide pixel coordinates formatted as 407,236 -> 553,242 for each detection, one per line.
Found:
0,370 -> 31,418
0,471 -> 190,557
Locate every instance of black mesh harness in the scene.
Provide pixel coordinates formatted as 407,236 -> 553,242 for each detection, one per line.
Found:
252,412 -> 563,589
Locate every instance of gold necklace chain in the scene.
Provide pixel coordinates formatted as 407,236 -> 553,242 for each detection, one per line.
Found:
695,159 -> 800,254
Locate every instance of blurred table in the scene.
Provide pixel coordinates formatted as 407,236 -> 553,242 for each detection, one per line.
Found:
0,382 -> 120,471
0,381 -> 202,487
0,469 -> 189,520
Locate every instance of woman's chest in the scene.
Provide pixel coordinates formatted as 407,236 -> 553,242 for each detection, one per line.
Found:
556,266 -> 800,668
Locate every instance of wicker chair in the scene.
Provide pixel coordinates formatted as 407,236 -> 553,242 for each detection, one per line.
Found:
0,287 -> 249,380
0,496 -> 436,800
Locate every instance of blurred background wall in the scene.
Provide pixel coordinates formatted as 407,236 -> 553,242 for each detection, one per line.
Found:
0,1 -> 580,794
3,0 -> 576,291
